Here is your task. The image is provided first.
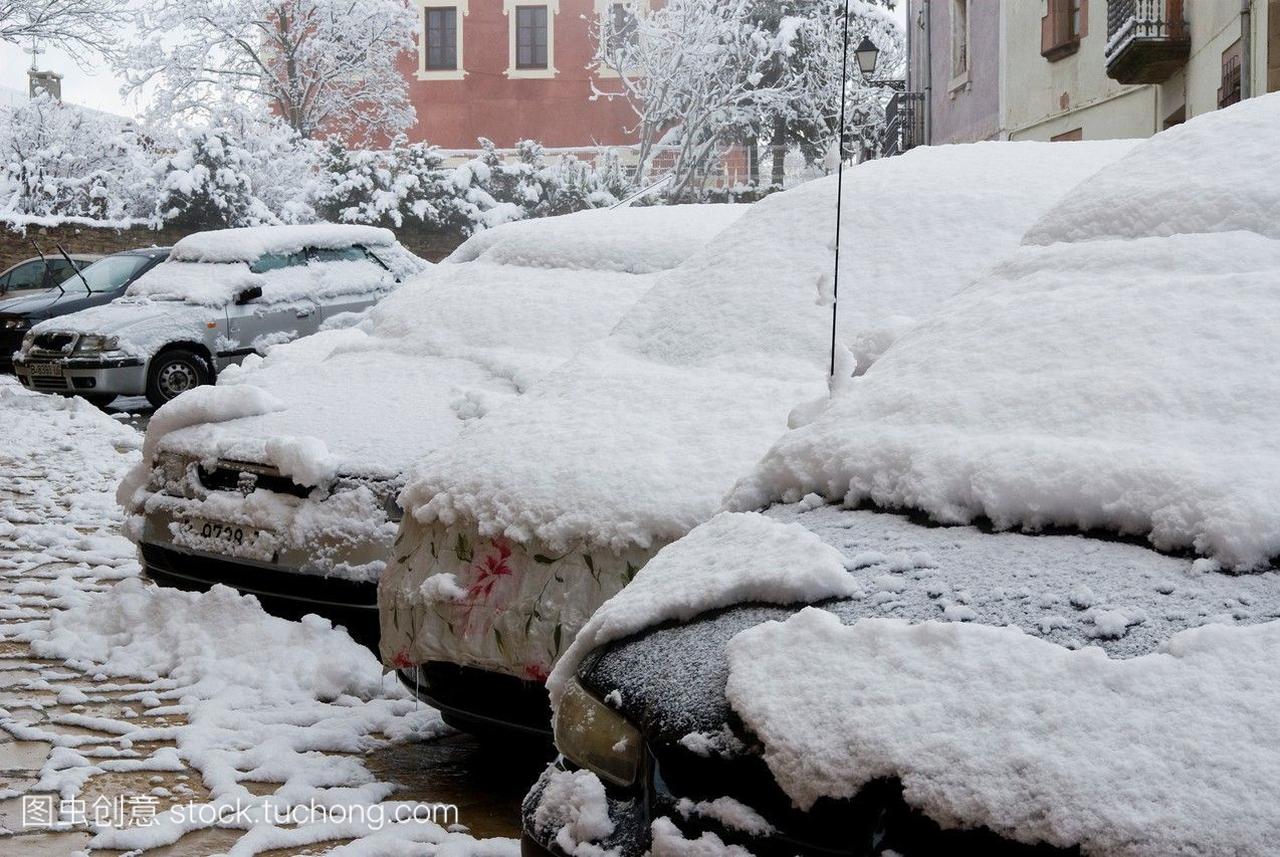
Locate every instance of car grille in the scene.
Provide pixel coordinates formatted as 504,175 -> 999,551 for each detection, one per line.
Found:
28,375 -> 70,392
33,332 -> 77,353
197,459 -> 314,499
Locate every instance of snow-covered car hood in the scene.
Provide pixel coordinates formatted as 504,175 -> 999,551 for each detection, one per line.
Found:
30,299 -> 215,357
398,139 -> 1137,556
144,261 -> 657,484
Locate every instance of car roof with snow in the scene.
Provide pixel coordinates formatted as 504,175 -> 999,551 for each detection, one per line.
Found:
556,95 -> 1280,857
399,140 -> 1135,555
146,205 -> 749,482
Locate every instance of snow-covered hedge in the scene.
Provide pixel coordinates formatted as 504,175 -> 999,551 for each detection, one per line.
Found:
1,97 -> 636,236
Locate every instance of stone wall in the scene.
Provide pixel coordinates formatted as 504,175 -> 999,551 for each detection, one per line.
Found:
1,219 -> 467,271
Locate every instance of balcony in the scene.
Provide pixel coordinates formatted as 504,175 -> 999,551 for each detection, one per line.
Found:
1105,0 -> 1190,84
881,92 -> 925,158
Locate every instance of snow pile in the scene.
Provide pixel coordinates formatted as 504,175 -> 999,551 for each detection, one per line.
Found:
547,512 -> 857,710
726,607 -> 1280,855
169,225 -> 397,263
448,204 -> 748,274
528,768 -> 616,857
402,141 -> 1134,554
731,101 -> 1280,569
1024,94 -> 1280,245
29,578 -> 385,700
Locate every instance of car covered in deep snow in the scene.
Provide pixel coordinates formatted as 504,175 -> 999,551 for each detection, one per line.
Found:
117,205 -> 748,650
378,139 -> 1136,737
523,96 -> 1280,857
13,225 -> 424,408
1,249 -> 161,376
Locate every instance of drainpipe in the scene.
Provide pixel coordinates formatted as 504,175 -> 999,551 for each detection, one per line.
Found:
923,0 -> 933,144
1241,0 -> 1253,99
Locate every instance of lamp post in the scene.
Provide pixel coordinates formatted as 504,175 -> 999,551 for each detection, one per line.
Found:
828,21 -> 880,378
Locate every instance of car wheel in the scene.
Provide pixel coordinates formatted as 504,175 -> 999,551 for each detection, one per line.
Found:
146,349 -> 210,408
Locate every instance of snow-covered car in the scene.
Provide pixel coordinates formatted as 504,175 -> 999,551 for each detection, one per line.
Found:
523,96 -> 1280,857
379,139 -> 1136,736
13,225 -> 425,408
118,205 -> 748,651
1,248 -> 168,378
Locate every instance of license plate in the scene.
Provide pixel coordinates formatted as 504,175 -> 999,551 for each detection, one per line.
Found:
173,518 -> 278,561
28,362 -> 61,378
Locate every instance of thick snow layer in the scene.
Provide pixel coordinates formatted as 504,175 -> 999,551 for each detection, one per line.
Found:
448,204 -> 748,274
731,234 -> 1280,568
30,298 -> 215,360
126,257 -> 404,308
529,768 -> 616,857
726,607 -> 1280,855
1024,94 -> 1280,245
547,512 -> 858,710
170,224 -> 397,263
151,261 -> 653,482
403,141 -> 1134,554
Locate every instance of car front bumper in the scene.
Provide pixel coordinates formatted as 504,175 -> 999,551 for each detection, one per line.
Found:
138,507 -> 383,650
13,355 -> 146,396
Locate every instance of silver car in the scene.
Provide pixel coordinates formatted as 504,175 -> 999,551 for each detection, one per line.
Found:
13,226 -> 427,408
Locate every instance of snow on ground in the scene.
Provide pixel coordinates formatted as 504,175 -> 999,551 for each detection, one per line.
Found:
726,608 -> 1280,855
0,378 -> 516,855
730,95 -> 1280,570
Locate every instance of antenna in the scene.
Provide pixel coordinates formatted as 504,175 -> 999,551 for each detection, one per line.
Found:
829,2 -> 852,378
24,38 -> 44,72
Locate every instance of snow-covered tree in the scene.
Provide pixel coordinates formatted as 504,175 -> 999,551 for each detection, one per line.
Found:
0,93 -> 151,220
122,0 -> 418,143
593,0 -> 903,197
0,0 -> 127,56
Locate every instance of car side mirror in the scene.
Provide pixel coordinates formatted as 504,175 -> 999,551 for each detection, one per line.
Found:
235,285 -> 263,305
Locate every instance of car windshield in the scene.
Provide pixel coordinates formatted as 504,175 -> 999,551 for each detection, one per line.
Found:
59,255 -> 152,293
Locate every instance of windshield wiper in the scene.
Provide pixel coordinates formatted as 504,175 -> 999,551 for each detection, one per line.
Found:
55,243 -> 94,293
27,240 -> 65,296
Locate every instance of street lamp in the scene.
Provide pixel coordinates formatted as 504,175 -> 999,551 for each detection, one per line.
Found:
854,36 -> 880,78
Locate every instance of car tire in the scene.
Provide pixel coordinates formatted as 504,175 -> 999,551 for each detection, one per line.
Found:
146,348 -> 211,408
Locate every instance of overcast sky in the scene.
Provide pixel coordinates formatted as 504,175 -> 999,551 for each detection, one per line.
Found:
0,1 -> 911,120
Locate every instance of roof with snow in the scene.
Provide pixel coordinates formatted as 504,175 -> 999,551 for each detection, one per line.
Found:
400,140 -> 1135,554
447,204 -> 749,274
730,93 -> 1280,571
169,225 -> 398,264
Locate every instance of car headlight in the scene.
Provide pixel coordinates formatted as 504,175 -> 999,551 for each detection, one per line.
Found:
77,334 -> 120,353
554,679 -> 642,787
21,331 -> 35,352
1,317 -> 29,330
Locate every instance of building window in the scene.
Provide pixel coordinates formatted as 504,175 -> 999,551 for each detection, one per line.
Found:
505,0 -> 558,79
417,0 -> 467,81
516,6 -> 549,69
1220,40 -> 1242,108
1042,0 -> 1086,61
425,7 -> 457,70
948,0 -> 969,90
607,3 -> 639,54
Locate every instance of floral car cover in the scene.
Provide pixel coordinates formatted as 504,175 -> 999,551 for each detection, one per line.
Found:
378,520 -> 658,682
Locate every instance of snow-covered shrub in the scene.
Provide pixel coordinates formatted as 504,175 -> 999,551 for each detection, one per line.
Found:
0,94 -> 153,221
316,136 -> 469,232
152,128 -> 274,228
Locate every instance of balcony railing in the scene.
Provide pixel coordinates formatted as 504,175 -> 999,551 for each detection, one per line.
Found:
1105,0 -> 1190,84
881,92 -> 925,158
